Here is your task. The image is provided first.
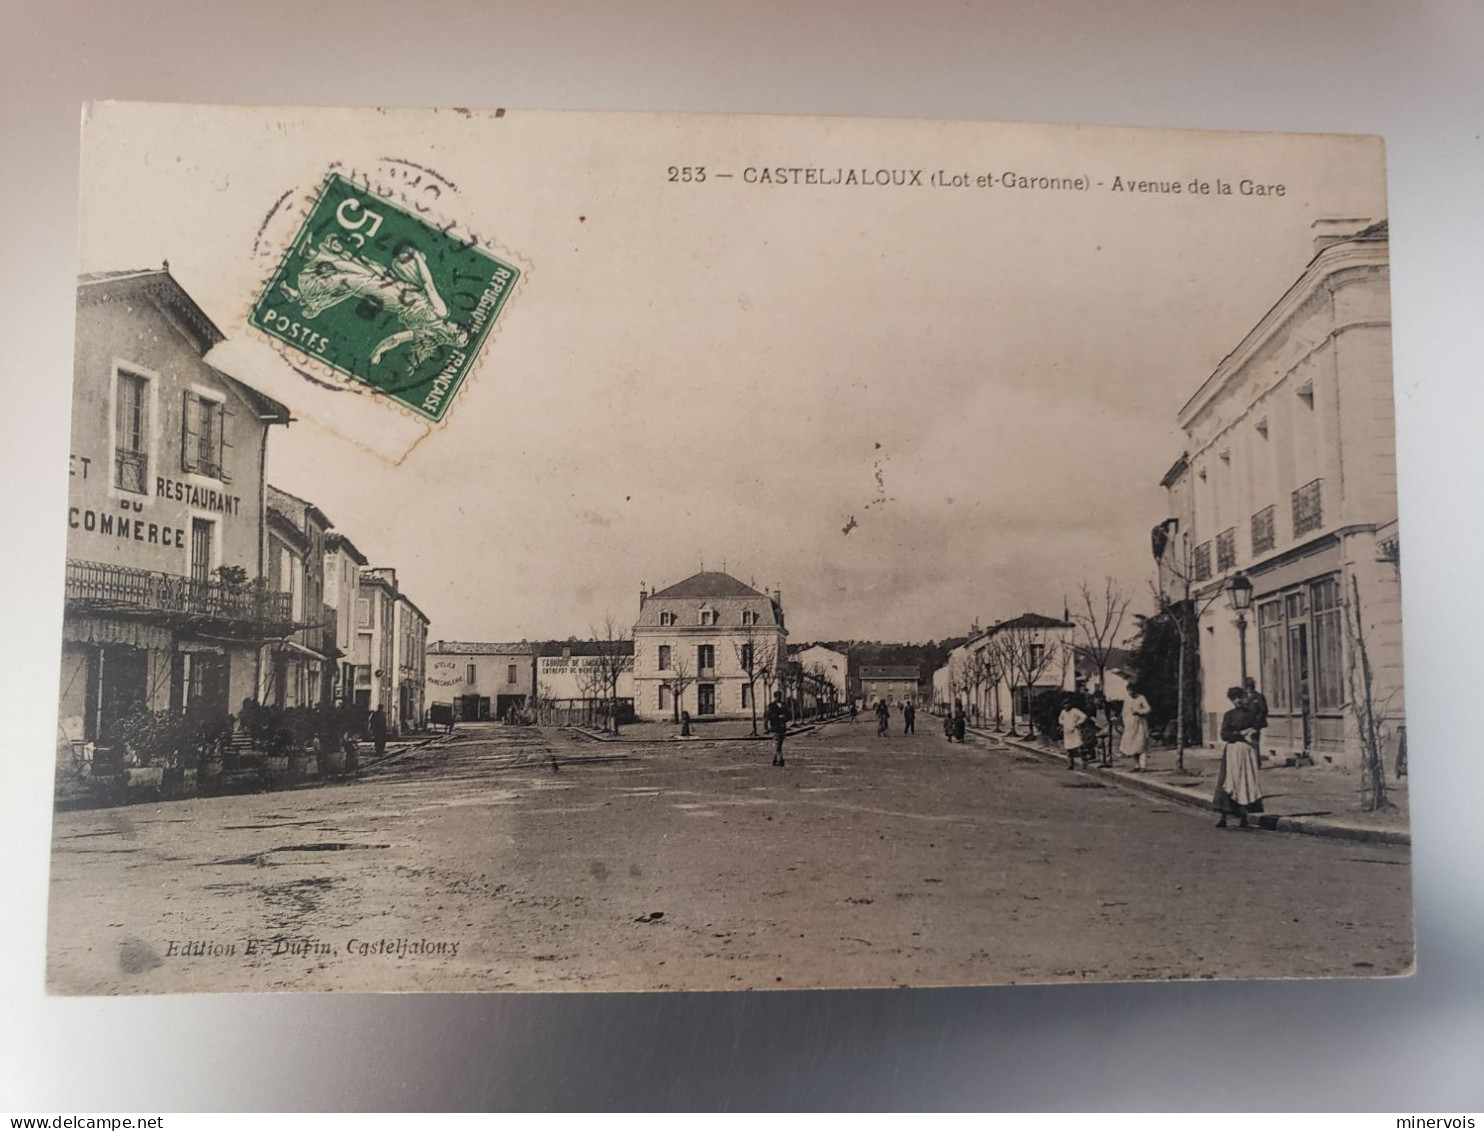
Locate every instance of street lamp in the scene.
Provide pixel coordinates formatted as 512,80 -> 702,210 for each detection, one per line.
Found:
1225,569 -> 1253,684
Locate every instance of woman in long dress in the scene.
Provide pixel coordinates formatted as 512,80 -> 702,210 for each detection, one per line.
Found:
1214,685 -> 1265,828
1120,685 -> 1152,771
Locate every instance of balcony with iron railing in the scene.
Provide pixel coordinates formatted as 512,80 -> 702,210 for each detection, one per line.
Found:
1293,478 -> 1324,538
66,559 -> 293,633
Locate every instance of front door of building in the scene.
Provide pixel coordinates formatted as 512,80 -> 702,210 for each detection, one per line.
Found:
98,646 -> 148,743
697,683 -> 716,716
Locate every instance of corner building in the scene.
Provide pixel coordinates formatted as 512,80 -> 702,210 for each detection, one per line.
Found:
59,269 -> 292,746
1157,221 -> 1403,769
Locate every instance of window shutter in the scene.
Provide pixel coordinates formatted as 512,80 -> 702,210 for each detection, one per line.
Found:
211,400 -> 226,479
218,400 -> 232,480
182,391 -> 200,473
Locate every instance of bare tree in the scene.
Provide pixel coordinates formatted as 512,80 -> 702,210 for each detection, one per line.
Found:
982,636 -> 1007,729
808,661 -> 836,715
666,653 -> 694,724
733,627 -> 774,734
1345,574 -> 1398,812
963,648 -> 989,724
999,623 -> 1061,738
590,614 -> 634,736
1072,578 -> 1131,698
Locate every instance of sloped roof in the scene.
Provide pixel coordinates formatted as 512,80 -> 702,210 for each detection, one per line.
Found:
859,665 -> 922,681
647,572 -> 767,600
429,640 -> 535,655
78,268 -> 291,424
992,612 -> 1073,632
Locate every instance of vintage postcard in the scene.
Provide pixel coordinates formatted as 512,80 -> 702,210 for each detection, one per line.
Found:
49,104 -> 1412,993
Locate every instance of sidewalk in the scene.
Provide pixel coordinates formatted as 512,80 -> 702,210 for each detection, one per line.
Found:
970,726 -> 1410,846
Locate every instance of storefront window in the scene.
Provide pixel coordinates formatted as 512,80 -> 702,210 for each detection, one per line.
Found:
1253,573 -> 1346,716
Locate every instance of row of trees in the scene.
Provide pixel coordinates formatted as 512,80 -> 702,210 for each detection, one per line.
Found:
942,580 -> 1133,738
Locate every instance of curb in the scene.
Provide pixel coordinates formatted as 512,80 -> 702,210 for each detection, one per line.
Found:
973,729 -> 1410,848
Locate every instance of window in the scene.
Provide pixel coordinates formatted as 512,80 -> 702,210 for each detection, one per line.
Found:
740,643 -> 753,671
741,609 -> 758,626
1310,577 -> 1344,711
507,664 -> 518,685
658,685 -> 670,711
466,663 -> 476,684
189,518 -> 214,585
114,369 -> 149,493
742,684 -> 752,708
1216,528 -> 1237,573
1251,506 -> 1276,556
657,644 -> 672,671
355,664 -> 372,688
1293,479 -> 1324,537
659,610 -> 675,626
1254,575 -> 1346,717
1028,643 -> 1044,670
699,607 -> 717,626
357,598 -> 371,628
181,391 -> 225,479
1192,541 -> 1213,582
697,644 -> 715,671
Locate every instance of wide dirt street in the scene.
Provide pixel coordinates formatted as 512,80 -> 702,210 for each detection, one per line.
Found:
46,719 -> 1414,993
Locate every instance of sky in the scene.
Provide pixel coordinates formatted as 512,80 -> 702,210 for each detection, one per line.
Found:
77,105 -> 1388,644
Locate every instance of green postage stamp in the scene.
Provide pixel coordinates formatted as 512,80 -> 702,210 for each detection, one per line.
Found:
250,173 -> 520,422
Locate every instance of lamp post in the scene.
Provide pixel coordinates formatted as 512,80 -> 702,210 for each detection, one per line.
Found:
1226,569 -> 1253,685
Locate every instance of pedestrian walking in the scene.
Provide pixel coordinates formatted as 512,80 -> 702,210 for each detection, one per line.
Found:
1214,686 -> 1265,828
369,706 -> 388,758
849,700 -> 858,723
1243,676 -> 1269,763
903,701 -> 916,734
1058,698 -> 1088,769
875,699 -> 890,736
765,691 -> 789,767
1120,684 -> 1152,771
952,701 -> 967,743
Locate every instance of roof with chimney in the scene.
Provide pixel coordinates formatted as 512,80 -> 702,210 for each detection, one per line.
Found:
636,571 -> 785,630
78,267 -> 292,424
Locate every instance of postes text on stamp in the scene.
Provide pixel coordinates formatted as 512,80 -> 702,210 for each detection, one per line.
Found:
250,173 -> 519,422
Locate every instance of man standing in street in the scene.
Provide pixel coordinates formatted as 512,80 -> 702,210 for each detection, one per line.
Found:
369,706 -> 388,759
903,700 -> 916,735
765,690 -> 790,767
1244,676 -> 1269,764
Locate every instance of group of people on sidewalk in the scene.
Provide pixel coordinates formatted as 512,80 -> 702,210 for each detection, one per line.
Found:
1055,679 -> 1268,830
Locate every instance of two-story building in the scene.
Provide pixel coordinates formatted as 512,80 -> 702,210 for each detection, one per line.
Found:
934,613 -> 1077,726
426,641 -> 536,721
263,485 -> 336,709
632,572 -> 787,721
1157,219 -> 1402,769
858,665 -> 922,709
789,643 -> 849,706
59,268 -> 292,749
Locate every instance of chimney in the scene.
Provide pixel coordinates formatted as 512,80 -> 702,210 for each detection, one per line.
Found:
639,582 -> 647,608
771,587 -> 782,606
1311,217 -> 1373,255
